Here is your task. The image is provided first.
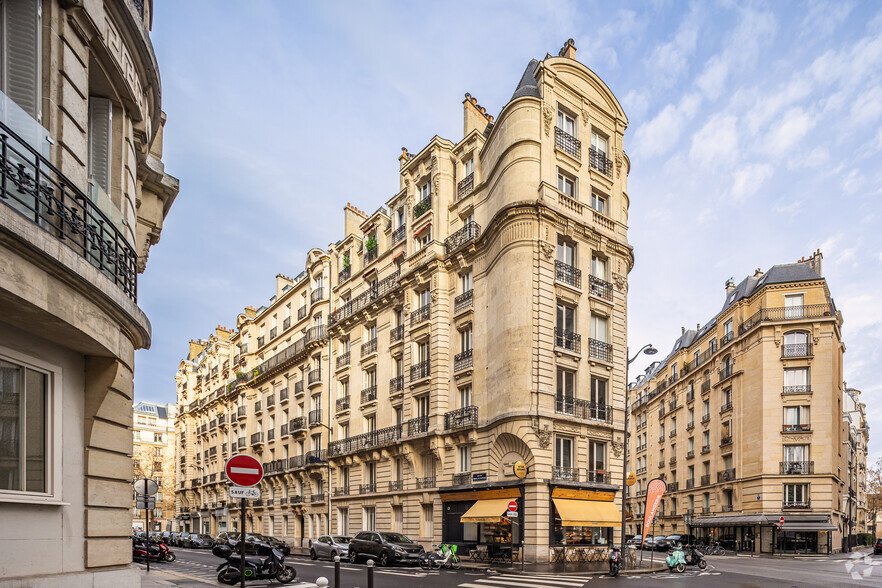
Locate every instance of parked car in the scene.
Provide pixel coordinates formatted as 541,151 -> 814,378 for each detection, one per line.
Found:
311,535 -> 351,561
174,532 -> 190,547
215,532 -> 290,556
875,538 -> 882,555
348,531 -> 425,566
186,533 -> 214,548
666,534 -> 697,547
626,535 -> 643,547
651,535 -> 671,551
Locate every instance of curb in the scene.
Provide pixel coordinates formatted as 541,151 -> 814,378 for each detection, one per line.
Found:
494,563 -> 667,577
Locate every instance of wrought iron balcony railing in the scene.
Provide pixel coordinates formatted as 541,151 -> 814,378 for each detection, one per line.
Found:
280,388 -> 289,402
364,246 -> 378,264
407,416 -> 429,436
336,396 -> 350,412
391,224 -> 406,245
588,146 -> 613,176
589,339 -> 613,362
554,397 -> 613,423
410,360 -> 430,381
361,386 -> 377,404
251,432 -> 263,445
783,424 -> 811,433
780,461 -> 814,474
390,325 -> 404,343
308,409 -> 323,426
554,327 -> 581,353
410,303 -> 431,326
700,474 -> 710,486
308,369 -> 322,385
454,289 -> 473,313
588,275 -> 613,301
0,122 -> 138,300
330,270 -> 401,325
782,385 -> 812,395
289,417 -> 306,433
555,260 -> 581,288
361,338 -> 377,356
338,266 -> 351,283
717,468 -> 736,482
454,348 -> 473,372
783,501 -> 810,509
445,221 -> 480,254
305,450 -> 327,465
444,406 -> 478,430
390,375 -> 404,393
782,343 -> 812,357
457,172 -> 474,199
415,476 -> 435,489
555,126 -> 582,158
413,195 -> 431,219
298,305 -> 308,320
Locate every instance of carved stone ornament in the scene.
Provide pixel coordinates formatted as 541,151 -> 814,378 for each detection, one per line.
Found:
611,438 -> 624,457
537,424 -> 552,449
614,147 -> 623,177
433,174 -> 439,194
613,273 -> 627,292
540,241 -> 554,259
404,178 -> 410,188
430,155 -> 438,170
542,104 -> 553,136
430,289 -> 438,302
581,108 -> 590,124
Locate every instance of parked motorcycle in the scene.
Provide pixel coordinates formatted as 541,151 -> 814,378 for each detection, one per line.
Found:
155,539 -> 177,562
683,545 -> 707,569
132,537 -> 162,562
213,543 -> 296,585
608,545 -> 622,577
665,544 -> 687,573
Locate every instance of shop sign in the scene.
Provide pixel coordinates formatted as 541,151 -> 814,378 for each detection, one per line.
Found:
626,472 -> 636,486
513,461 -> 527,479
472,472 -> 487,483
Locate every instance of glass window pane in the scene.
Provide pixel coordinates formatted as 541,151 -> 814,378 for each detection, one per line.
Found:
0,361 -> 22,491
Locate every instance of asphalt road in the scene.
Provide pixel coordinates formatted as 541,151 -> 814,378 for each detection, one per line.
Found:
139,546 -> 882,587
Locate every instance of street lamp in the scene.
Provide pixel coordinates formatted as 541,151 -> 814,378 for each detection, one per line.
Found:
621,343 -> 657,555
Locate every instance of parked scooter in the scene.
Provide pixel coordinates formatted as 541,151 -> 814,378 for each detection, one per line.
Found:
665,543 -> 687,573
132,537 -> 162,562
608,546 -> 622,577
154,539 -> 177,562
213,543 -> 296,585
684,545 -> 707,569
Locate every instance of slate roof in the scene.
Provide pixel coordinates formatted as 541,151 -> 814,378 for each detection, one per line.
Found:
510,59 -> 541,100
134,401 -> 168,420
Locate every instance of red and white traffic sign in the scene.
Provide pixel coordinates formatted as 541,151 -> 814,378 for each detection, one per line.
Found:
779,516 -> 784,527
225,454 -> 263,487
508,500 -> 518,512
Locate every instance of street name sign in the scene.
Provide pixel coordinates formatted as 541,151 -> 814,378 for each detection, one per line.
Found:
225,454 -> 263,487
229,486 -> 261,499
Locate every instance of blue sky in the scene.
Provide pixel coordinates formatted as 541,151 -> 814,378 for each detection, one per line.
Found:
139,1 -> 882,462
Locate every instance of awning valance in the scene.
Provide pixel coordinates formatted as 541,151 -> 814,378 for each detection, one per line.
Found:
552,498 -> 621,527
460,498 -> 511,523
780,523 -> 837,532
690,514 -> 770,527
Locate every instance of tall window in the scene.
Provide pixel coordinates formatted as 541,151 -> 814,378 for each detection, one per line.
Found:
464,158 -> 474,176
784,368 -> 810,393
557,110 -> 576,136
0,0 -> 41,119
88,97 -> 113,197
422,504 -> 434,537
702,399 -> 710,419
591,255 -> 606,279
589,440 -> 606,472
460,328 -> 472,352
416,395 -> 429,419
459,386 -> 471,408
417,341 -> 429,364
591,131 -> 608,157
590,315 -> 608,343
555,437 -> 573,469
556,303 -> 576,350
338,508 -> 349,535
784,294 -> 805,319
558,239 -> 575,266
557,170 -> 576,198
590,191 -> 606,214
702,431 -> 709,449
461,271 -> 472,293
557,368 -> 575,404
365,415 -> 376,433
784,406 -> 810,429
458,446 -> 471,473
364,507 -> 376,530
784,483 -> 809,506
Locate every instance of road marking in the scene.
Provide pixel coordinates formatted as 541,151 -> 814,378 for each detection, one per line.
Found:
460,578 -> 587,588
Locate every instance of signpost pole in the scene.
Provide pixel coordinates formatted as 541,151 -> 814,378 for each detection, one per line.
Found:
240,496 -> 246,588
146,501 -> 151,573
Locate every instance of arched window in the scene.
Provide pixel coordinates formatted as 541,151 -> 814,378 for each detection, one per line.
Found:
783,331 -> 810,357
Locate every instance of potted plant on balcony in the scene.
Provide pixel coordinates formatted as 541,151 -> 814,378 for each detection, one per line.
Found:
365,235 -> 377,252
343,255 -> 350,268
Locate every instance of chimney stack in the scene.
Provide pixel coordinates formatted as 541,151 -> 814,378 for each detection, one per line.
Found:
462,92 -> 493,138
801,249 -> 823,277
559,38 -> 577,59
725,278 -> 736,293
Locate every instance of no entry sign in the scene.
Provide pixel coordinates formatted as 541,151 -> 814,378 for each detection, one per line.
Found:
225,454 -> 263,487
508,500 -> 518,512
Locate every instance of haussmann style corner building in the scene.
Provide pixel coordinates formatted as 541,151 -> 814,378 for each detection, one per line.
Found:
0,0 -> 177,586
626,251 -> 869,555
174,39 -> 635,562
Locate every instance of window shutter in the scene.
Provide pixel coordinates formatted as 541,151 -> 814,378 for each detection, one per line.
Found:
88,97 -> 112,196
1,0 -> 41,120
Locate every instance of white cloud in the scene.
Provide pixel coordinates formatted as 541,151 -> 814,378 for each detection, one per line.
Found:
695,56 -> 729,101
730,163 -> 773,200
787,146 -> 829,170
622,89 -> 650,121
689,113 -> 738,164
645,7 -> 701,87
800,0 -> 855,38
842,169 -> 863,194
850,85 -> 882,127
763,107 -> 816,155
633,93 -> 701,158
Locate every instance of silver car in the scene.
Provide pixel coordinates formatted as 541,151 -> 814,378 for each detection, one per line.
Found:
311,535 -> 351,561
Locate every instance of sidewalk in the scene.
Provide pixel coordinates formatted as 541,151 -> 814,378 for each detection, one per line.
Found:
139,566 -> 322,587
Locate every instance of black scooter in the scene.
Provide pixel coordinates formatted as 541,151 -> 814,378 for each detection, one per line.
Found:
608,545 -> 623,577
684,545 -> 708,569
213,543 -> 296,585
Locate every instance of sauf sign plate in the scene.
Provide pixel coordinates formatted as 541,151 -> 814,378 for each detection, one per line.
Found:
229,486 -> 261,499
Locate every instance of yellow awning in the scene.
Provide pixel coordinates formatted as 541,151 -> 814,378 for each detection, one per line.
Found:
552,497 -> 621,527
460,498 -> 512,523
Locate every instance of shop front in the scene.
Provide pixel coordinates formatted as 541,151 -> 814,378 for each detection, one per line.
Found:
690,513 -> 834,554
548,487 -> 621,563
441,485 -> 524,563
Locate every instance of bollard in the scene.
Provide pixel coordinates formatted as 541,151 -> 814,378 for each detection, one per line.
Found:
333,555 -> 341,588
367,559 -> 375,588
316,578 -> 329,588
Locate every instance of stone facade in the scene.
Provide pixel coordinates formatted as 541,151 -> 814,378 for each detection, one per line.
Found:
0,1 -> 177,585
174,41 -> 633,562
626,252 -> 868,554
132,402 -> 178,533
